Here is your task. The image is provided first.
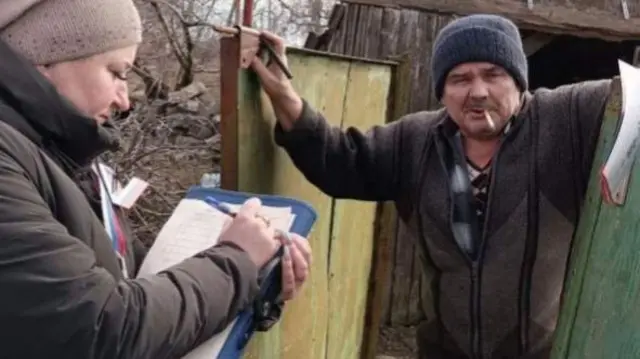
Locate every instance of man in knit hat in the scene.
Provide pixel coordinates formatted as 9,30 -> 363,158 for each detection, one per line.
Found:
251,14 -> 612,359
0,0 -> 311,357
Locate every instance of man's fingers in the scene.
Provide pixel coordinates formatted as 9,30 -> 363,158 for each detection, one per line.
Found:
280,247 -> 296,301
251,57 -> 274,83
260,31 -> 286,54
289,243 -> 309,284
291,234 -> 312,267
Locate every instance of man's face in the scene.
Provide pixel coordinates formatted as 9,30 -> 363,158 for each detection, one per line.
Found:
441,62 -> 521,140
38,44 -> 138,125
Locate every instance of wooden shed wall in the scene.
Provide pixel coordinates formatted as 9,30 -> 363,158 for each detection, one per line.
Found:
339,0 -> 640,41
304,2 -> 456,326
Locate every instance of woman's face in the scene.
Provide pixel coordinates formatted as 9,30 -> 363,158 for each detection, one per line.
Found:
39,44 -> 138,124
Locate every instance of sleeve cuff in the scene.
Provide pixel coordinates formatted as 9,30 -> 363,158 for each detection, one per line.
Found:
274,98 -> 322,146
208,242 -> 260,282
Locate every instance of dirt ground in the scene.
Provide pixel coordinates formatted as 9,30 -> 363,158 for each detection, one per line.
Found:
376,325 -> 418,359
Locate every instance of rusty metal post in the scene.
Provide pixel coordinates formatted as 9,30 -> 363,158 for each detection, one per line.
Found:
243,0 -> 254,26
219,28 -> 264,190
219,35 -> 241,190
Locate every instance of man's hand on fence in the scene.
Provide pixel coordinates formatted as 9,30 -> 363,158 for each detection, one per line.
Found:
251,31 -> 303,131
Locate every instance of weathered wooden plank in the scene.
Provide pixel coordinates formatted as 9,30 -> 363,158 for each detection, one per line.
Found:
550,77 -> 640,358
382,9 -> 420,326
362,202 -> 398,358
362,7 -> 384,58
328,4 -> 350,54
325,61 -> 393,359
341,0 -> 640,41
236,52 -> 347,359
360,50 -> 412,359
407,11 -> 430,112
389,221 -> 416,325
343,5 -> 361,55
407,245 -> 424,324
378,7 -> 402,59
353,5 -> 370,57
219,37 -> 240,190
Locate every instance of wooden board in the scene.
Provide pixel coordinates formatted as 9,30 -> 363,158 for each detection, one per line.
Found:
220,39 -> 394,359
550,77 -> 640,358
341,0 -> 640,41
322,61 -> 379,359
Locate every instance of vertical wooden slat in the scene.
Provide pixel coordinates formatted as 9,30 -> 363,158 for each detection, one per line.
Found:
376,9 -> 407,328
378,7 -> 402,59
341,5 -> 360,56
353,5 -> 368,57
362,7 -> 384,58
326,60 -> 393,359
328,5 -> 350,54
219,36 -> 240,191
387,8 -> 422,326
360,49 -> 413,358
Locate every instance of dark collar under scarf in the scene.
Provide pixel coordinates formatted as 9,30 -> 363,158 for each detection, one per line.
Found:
0,38 -> 120,169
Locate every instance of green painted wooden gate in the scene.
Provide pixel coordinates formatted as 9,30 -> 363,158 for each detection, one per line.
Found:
552,77 -> 640,358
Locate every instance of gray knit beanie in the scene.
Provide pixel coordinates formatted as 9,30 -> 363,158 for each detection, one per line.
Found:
0,0 -> 142,65
431,14 -> 528,101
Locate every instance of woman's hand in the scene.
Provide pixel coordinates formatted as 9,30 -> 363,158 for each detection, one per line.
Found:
218,197 -> 279,268
218,197 -> 312,301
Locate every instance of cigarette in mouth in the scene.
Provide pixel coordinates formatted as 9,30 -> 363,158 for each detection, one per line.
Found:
484,110 -> 496,131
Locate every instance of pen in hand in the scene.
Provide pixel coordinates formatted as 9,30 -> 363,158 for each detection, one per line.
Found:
204,196 -> 237,218
259,36 -> 293,79
204,196 -> 289,249
205,195 -> 293,302
205,196 -> 273,228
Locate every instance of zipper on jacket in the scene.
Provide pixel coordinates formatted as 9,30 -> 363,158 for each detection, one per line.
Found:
518,108 -> 540,356
436,123 -> 518,359
471,131 -> 509,359
471,261 -> 481,359
434,134 -> 481,358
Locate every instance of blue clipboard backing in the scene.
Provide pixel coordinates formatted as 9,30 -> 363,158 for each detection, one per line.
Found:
184,185 -> 317,358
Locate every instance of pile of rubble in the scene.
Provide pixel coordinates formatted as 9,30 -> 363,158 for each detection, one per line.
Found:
105,81 -> 221,245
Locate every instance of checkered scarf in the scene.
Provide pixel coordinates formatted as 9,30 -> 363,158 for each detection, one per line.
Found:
443,121 -> 512,259
445,132 -> 482,258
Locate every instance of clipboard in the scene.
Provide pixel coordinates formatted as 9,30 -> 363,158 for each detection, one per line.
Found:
175,186 -> 317,359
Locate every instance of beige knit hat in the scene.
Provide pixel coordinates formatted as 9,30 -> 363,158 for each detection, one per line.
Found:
0,0 -> 142,65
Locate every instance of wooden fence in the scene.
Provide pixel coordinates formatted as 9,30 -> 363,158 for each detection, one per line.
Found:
219,33 -> 397,358
305,2 -> 457,326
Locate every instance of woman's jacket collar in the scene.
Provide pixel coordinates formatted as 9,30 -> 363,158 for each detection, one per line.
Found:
0,38 -> 120,168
